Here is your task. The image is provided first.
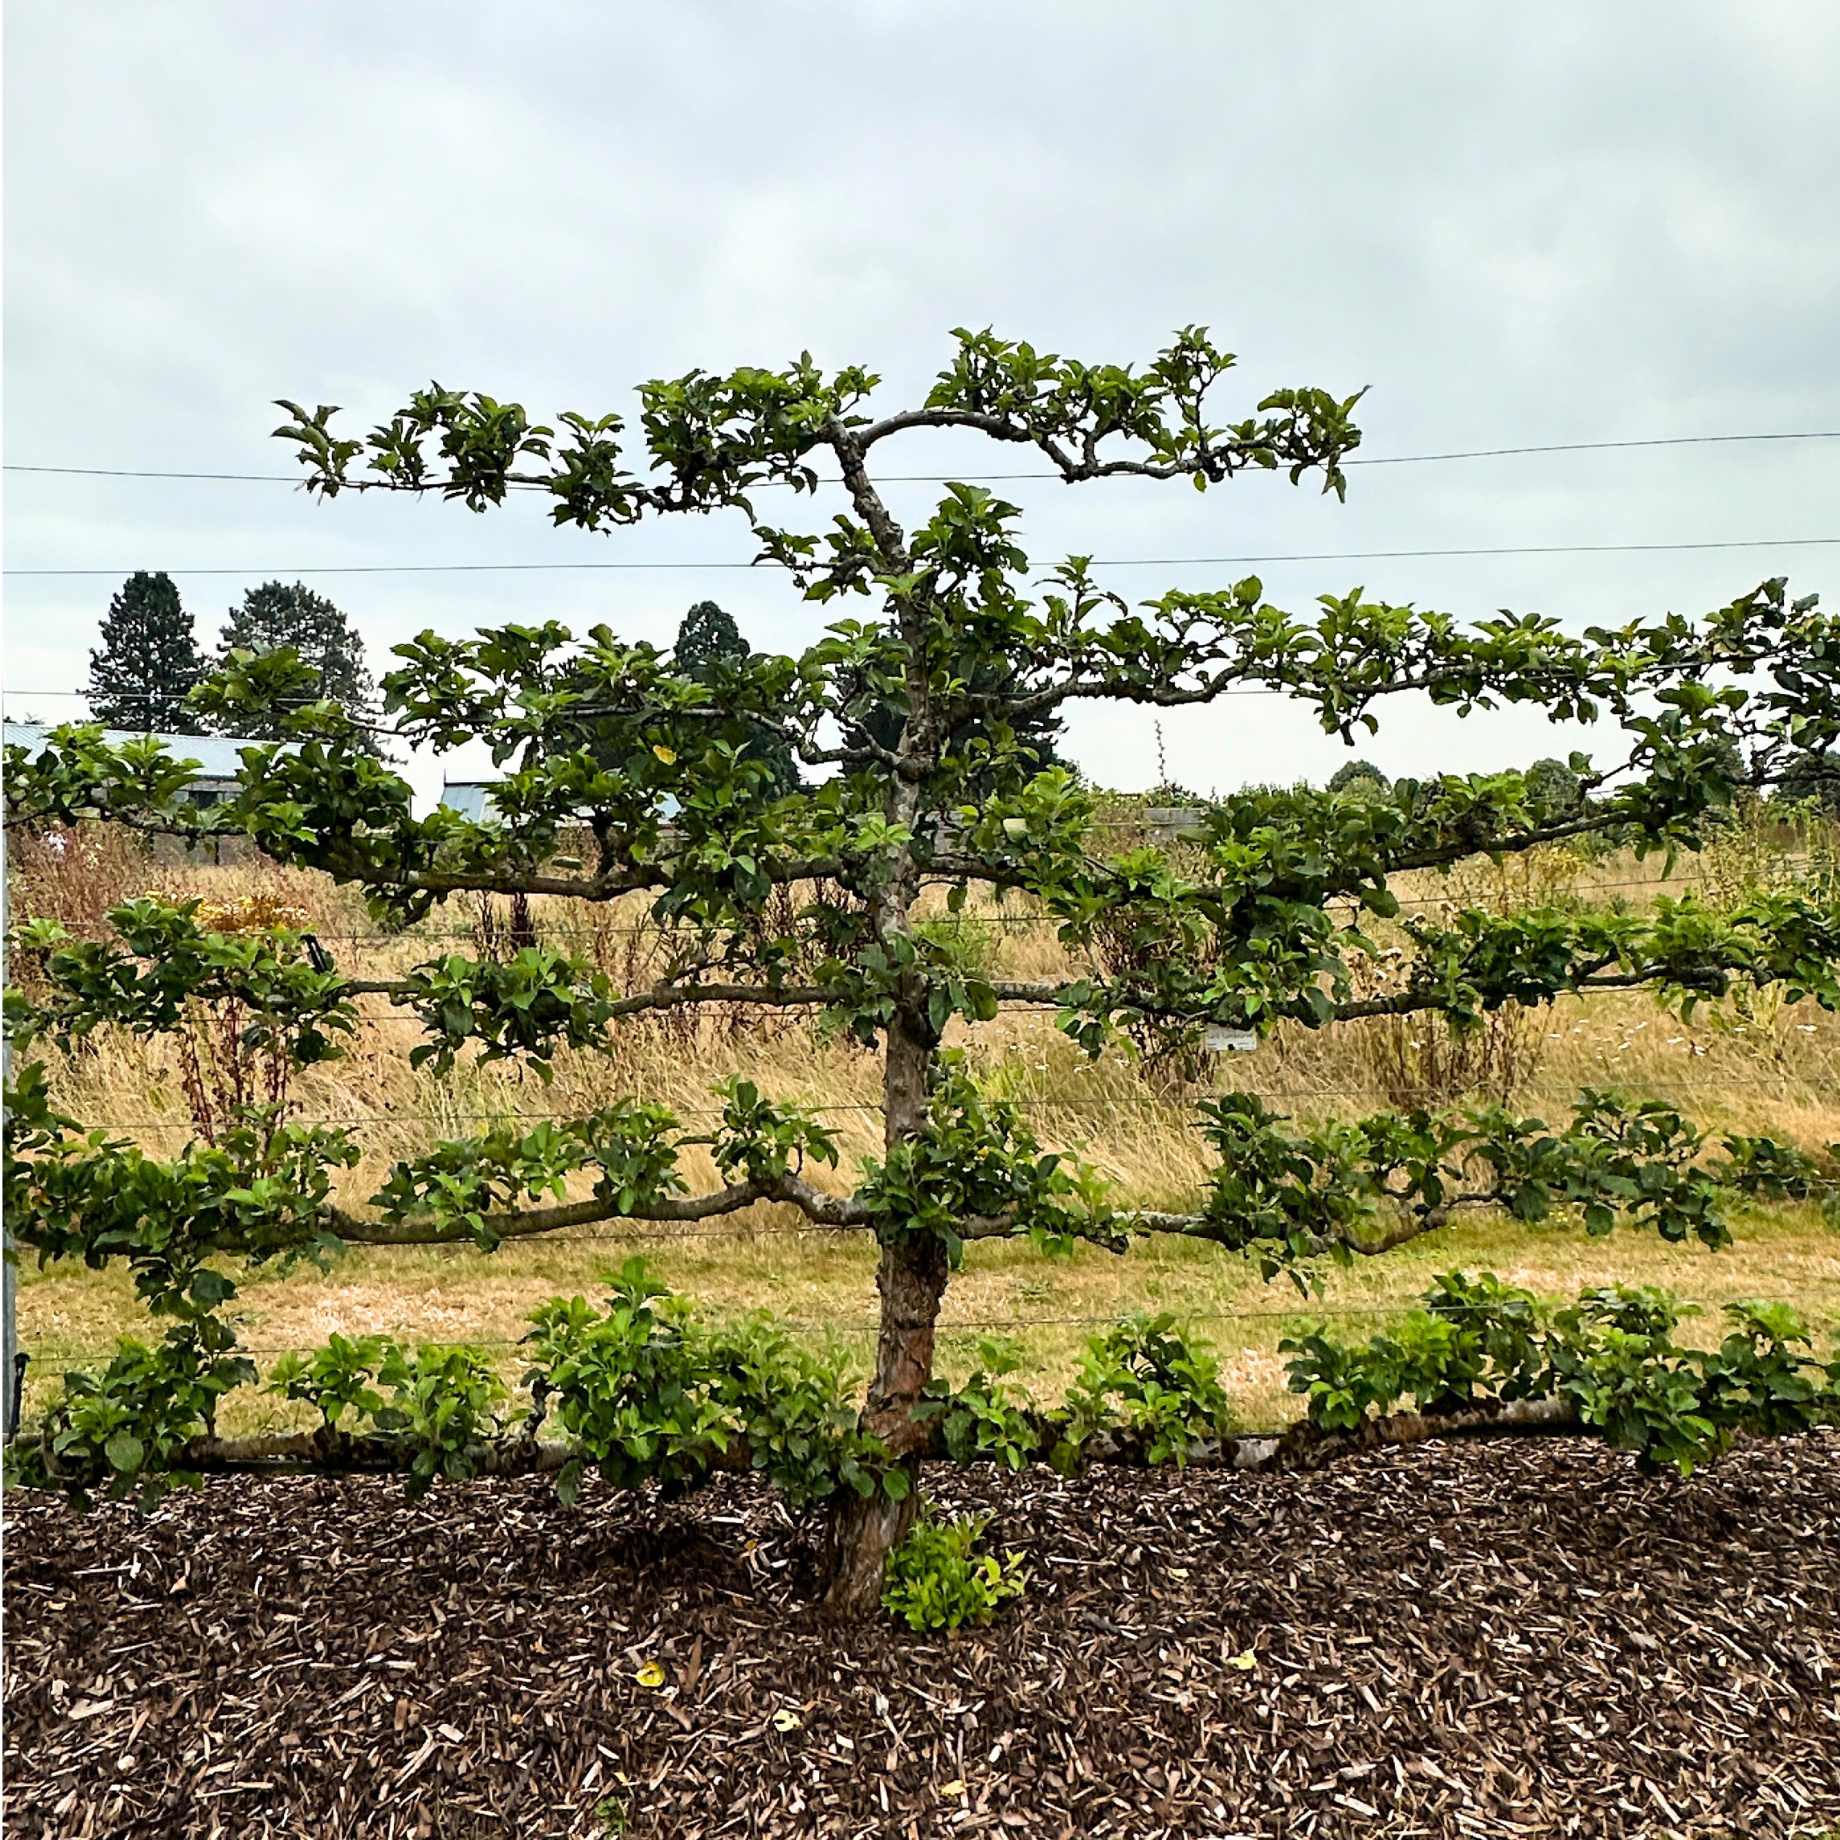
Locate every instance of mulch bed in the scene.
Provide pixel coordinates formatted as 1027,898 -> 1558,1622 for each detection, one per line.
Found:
5,1435 -> 1839,1839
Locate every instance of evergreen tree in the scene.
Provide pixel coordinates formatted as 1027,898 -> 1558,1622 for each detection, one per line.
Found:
1777,750 -> 1840,816
217,581 -> 380,752
1525,756 -> 1586,820
674,599 -> 747,679
1327,757 -> 1390,798
671,600 -> 801,797
87,571 -> 206,733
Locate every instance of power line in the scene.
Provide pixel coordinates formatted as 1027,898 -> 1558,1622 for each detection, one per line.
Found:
8,535 -> 1840,579
6,428 -> 1839,489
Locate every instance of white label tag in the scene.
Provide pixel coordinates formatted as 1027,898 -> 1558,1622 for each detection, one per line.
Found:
1203,1025 -> 1258,1053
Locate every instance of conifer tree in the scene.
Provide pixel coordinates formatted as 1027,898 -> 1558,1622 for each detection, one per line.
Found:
217,581 -> 380,753
671,601 -> 801,796
86,571 -> 206,733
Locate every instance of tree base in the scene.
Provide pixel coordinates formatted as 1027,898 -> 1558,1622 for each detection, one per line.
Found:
818,1480 -> 919,1620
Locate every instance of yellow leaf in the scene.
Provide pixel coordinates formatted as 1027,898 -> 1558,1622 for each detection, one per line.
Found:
771,1707 -> 803,1732
634,1660 -> 666,1689
1225,1649 -> 1257,1671
652,744 -> 677,765
940,1779 -> 966,1797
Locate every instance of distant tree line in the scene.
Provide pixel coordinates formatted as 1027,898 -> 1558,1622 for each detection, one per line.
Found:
84,579 -> 1835,821
86,573 -> 381,755
1323,743 -> 1838,819
1332,754 -> 1597,819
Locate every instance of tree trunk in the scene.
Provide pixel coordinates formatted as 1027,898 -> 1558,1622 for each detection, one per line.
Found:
818,425 -> 939,1618
820,1008 -> 943,1619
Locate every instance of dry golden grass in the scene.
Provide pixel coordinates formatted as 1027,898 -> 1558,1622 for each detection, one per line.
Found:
14,815 -> 1840,1433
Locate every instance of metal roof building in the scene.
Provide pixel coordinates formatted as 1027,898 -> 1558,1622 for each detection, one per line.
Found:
3,721 -> 284,806
438,778 -> 502,823
438,778 -> 680,825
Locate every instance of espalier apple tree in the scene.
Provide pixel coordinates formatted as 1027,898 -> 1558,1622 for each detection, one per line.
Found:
7,329 -> 1840,1616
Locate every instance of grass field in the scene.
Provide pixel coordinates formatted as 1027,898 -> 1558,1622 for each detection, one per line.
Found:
12,809 -> 1840,1433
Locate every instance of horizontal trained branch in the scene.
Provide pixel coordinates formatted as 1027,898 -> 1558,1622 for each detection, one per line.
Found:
326,1172 -> 866,1246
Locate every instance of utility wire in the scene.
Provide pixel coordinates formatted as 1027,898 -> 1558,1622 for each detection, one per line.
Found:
4,684 -> 1305,705
7,428 -> 1839,488
8,536 -> 1840,578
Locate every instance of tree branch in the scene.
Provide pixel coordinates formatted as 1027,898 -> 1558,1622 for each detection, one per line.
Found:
852,407 -> 1335,490
954,1202 -> 1457,1259
988,972 -> 1678,1029
328,1171 -> 868,1247
332,977 -> 837,1019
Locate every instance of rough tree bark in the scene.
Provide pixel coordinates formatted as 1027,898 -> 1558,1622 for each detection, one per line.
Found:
819,1008 -> 945,1617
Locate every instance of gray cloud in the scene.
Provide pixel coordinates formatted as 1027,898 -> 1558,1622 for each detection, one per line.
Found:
6,0 -> 1837,803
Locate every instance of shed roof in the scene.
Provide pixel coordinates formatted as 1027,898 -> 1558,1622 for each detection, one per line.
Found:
438,781 -> 499,823
3,721 -> 280,782
438,779 -> 682,824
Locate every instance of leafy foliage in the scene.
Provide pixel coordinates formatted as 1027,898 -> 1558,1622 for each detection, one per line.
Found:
524,1263 -> 886,1508
1327,758 -> 1390,798
8,1327 -> 254,1509
880,1509 -> 1028,1633
1056,1314 -> 1236,1467
5,1104 -> 359,1309
9,899 -> 355,1062
265,1335 -> 506,1496
856,1054 -> 1116,1265
1281,1273 -> 1840,1473
1524,755 -> 1587,820
396,946 -> 620,1077
1191,1087 -> 1840,1282
916,1338 -> 1043,1471
671,601 -> 802,798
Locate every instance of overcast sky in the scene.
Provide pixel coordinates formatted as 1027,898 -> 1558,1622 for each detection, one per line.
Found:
6,3 -> 1837,808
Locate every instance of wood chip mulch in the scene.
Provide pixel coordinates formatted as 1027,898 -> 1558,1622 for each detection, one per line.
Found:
5,1434 -> 1839,1839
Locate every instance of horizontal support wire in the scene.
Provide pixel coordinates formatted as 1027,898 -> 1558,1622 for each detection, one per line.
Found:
145,878 -> 1755,946
68,1068 -> 1840,1134
7,428 -> 1839,488
8,536 -> 1840,578
56,985 -> 1805,1026
64,1052 -> 1840,1133
28,1288 -> 1833,1367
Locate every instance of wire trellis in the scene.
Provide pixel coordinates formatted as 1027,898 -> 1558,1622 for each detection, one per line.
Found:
42,870 -> 1729,951
68,1064 -> 1840,1135
8,427 -> 1839,490
30,1284 -> 1835,1368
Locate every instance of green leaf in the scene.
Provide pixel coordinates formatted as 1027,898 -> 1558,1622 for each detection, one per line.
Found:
104,1431 -> 145,1474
